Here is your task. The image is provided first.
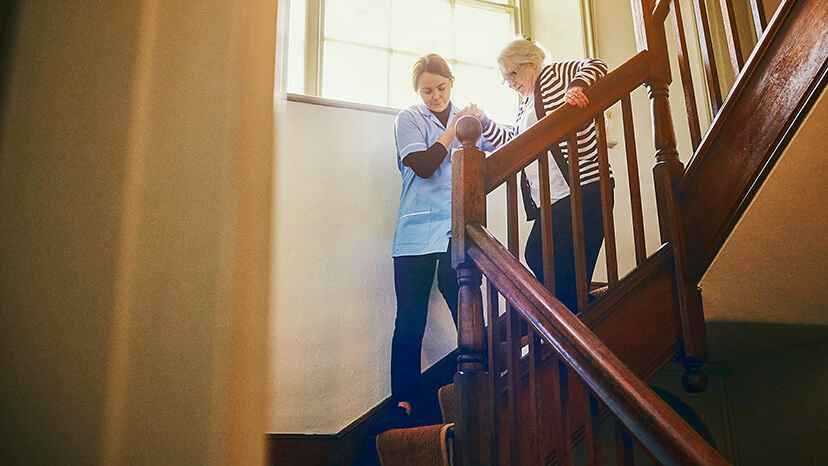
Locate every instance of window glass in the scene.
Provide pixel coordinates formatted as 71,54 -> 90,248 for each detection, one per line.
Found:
286,0 -> 307,94
388,0 -> 454,58
321,41 -> 389,107
388,53 -> 421,110
453,63 -> 517,124
454,5 -> 513,65
324,0 -> 389,46
288,0 -> 520,117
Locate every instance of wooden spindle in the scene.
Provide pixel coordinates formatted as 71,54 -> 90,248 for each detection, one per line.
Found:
670,0 -> 703,151
615,419 -> 635,466
621,96 -> 647,265
647,80 -> 710,388
505,303 -> 523,465
585,391 -> 603,466
528,331 -> 545,466
718,0 -> 745,74
567,134 -> 589,313
595,113 -> 619,285
537,151 -> 557,293
748,0 -> 767,38
485,279 -> 501,465
452,116 -> 493,465
506,175 -> 520,257
690,0 -> 724,114
505,173 -> 521,466
554,358 -> 573,465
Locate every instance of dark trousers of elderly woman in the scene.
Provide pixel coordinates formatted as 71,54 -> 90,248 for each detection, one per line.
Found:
525,181 -> 612,314
390,243 -> 459,418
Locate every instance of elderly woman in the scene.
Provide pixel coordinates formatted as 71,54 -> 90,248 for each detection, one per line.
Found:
479,37 -> 610,314
390,53 -> 491,424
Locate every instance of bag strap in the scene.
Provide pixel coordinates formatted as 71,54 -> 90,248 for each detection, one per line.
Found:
533,79 -> 571,187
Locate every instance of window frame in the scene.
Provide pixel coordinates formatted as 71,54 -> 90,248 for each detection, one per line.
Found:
296,0 -> 528,105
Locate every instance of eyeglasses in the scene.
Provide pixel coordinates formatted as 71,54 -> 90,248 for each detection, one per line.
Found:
501,63 -> 524,85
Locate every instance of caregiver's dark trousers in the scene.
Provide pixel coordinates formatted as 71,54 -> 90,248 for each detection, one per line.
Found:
390,242 -> 458,411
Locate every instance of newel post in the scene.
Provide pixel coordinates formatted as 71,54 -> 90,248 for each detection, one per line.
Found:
631,0 -> 710,392
451,116 -> 493,465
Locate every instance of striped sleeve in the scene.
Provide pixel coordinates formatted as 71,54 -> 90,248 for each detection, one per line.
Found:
480,103 -> 524,149
542,60 -> 611,186
556,58 -> 608,90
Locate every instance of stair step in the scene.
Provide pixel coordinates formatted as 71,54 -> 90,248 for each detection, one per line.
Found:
376,423 -> 454,466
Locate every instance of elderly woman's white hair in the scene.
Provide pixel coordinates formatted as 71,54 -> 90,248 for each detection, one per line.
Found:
497,37 -> 548,76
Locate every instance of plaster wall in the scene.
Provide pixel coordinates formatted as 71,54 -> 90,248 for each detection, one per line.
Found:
269,99 -> 507,433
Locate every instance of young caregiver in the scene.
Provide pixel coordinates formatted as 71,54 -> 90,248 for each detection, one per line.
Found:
390,53 -> 491,423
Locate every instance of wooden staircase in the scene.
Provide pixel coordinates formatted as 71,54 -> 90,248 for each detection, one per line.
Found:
444,0 -> 828,464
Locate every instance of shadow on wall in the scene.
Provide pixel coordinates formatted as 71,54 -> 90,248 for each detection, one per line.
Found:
0,0 -> 21,136
706,321 -> 828,362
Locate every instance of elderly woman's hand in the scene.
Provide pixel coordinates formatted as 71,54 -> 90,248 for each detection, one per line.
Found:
565,86 -> 589,108
466,103 -> 486,120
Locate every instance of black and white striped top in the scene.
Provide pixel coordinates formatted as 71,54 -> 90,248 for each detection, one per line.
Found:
482,58 -> 610,187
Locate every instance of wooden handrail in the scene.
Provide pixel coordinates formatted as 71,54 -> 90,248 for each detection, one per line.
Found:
465,222 -> 729,466
483,50 -> 650,194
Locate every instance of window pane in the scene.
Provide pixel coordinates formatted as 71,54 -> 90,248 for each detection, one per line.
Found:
455,5 -> 514,65
452,63 -> 518,125
321,41 -> 389,107
324,0 -> 389,47
388,53 -> 421,110
388,0 -> 454,58
287,0 -> 307,94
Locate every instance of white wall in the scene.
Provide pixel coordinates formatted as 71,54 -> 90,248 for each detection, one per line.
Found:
268,97 -> 518,434
530,0 -> 587,61
268,100 -> 457,433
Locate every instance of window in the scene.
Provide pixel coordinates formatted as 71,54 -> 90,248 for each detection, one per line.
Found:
285,0 -> 523,122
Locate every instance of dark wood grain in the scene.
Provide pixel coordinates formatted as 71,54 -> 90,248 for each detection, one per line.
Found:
670,0 -> 703,151
528,331 -> 545,466
651,0 -> 672,25
595,113 -> 619,286
465,225 -> 729,465
506,303 -> 523,466
538,152 -> 557,294
690,0 -> 724,114
506,175 -> 519,256
749,0 -> 767,37
718,0 -> 745,74
555,358 -> 574,465
485,280 -> 501,466
585,391 -> 603,466
567,134 -> 590,312
621,95 -> 648,266
679,0 -> 828,283
451,128 -> 493,465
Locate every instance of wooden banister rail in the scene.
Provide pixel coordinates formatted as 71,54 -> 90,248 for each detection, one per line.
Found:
445,0 -> 807,463
483,51 -> 650,193
465,223 -> 729,466
450,116 -> 494,465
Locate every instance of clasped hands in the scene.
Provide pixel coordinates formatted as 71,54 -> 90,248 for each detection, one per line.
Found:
452,86 -> 589,129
